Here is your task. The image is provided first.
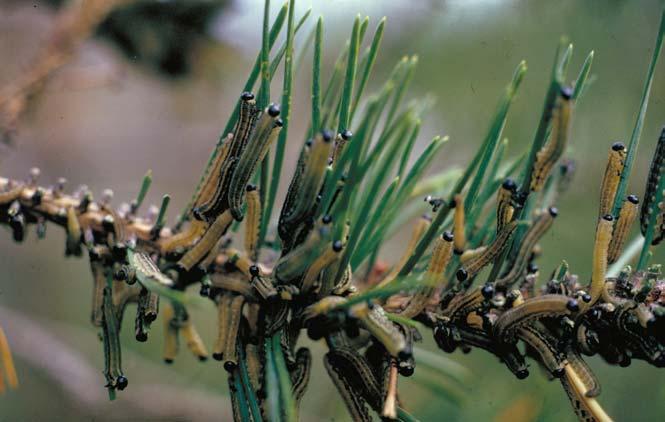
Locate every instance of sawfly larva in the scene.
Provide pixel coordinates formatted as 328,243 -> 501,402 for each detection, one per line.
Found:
243,185 -> 261,261
640,126 -> 665,240
560,363 -> 612,422
291,348 -> 313,408
274,223 -> 331,282
517,324 -> 565,377
399,231 -> 453,318
530,86 -> 573,192
332,130 -> 353,163
213,293 -> 233,361
598,142 -> 626,217
584,214 -> 614,310
159,220 -> 207,253
228,104 -> 282,221
353,304 -> 408,359
301,240 -> 343,292
566,348 -> 601,397
178,210 -> 233,271
279,139 -> 311,243
65,206 -> 82,256
0,182 -> 24,205
457,220 -> 518,281
453,195 -> 466,254
192,134 -> 233,211
380,215 -> 431,287
223,294 -> 246,372
608,195 -> 639,263
494,294 -> 579,341
101,286 -> 128,392
129,250 -> 174,287
497,178 -> 517,232
496,207 -> 557,290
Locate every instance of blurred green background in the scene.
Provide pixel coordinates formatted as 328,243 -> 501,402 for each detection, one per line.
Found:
1,0 -> 665,420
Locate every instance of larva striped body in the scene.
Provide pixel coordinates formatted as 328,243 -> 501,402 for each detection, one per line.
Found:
453,194 -> 466,254
278,140 -> 311,243
244,343 -> 263,392
130,251 -> 173,287
159,220 -> 208,253
400,232 -> 453,318
608,195 -> 639,263
213,293 -> 233,360
560,364 -> 613,422
458,220 -> 518,280
162,302 -> 178,363
497,178 -> 517,232
443,287 -> 488,321
300,240 -> 343,292
65,206 -> 82,256
380,215 -> 431,287
332,130 -> 353,163
228,105 -> 282,221
494,294 -> 579,341
598,142 -> 626,217
324,352 -> 374,422
640,127 -> 665,239
291,348 -> 313,408
195,93 -> 259,222
279,131 -> 333,235
243,185 -> 261,261
566,349 -> 601,397
192,134 -> 233,211
530,87 -> 574,192
274,224 -> 330,282
101,286 -> 127,391
355,304 -> 408,359
496,207 -> 557,290
223,294 -> 246,372
181,319 -> 209,361
460,246 -> 487,264
90,262 -> 106,327
517,324 -> 565,376
584,215 -> 614,310
178,210 -> 233,271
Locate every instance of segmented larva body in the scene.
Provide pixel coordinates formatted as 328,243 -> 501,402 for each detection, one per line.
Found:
131,251 -> 173,287
497,178 -> 517,232
180,319 -> 209,361
195,93 -> 259,222
584,215 -> 614,310
640,126 -> 665,240
278,140 -> 310,243
213,293 -> 233,360
274,224 -> 329,282
227,104 -> 282,221
222,294 -> 246,372
101,287 -> 127,391
243,185 -> 261,261
399,232 -> 453,318
162,302 -> 178,363
291,348 -> 313,408
159,219 -> 207,253
493,294 -> 579,341
279,131 -> 333,233
530,86 -> 574,192
453,194 -> 466,254
300,240 -> 344,292
458,220 -> 518,281
90,261 -> 106,327
496,207 -> 557,290
607,195 -> 639,263
324,351 -> 375,422
517,324 -> 564,376
192,133 -> 233,211
332,130 -> 353,163
598,142 -> 626,217
354,304 -> 408,359
566,349 -> 601,398
560,364 -> 613,422
178,210 -> 233,271
65,206 -> 82,256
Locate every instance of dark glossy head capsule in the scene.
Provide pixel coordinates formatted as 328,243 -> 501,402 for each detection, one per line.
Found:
552,367 -> 565,378
627,194 -> 639,205
31,188 -> 43,206
275,117 -> 284,127
321,129 -> 334,142
102,215 -> 115,231
267,103 -> 281,117
442,231 -> 454,242
527,262 -> 538,274
212,352 -> 224,362
322,214 -> 333,225
611,141 -> 626,152
249,265 -> 260,277
502,178 -> 517,192
515,368 -> 529,380
548,207 -> 559,217
560,85 -> 573,100
164,358 -> 174,364
112,243 -> 127,262
581,293 -> 592,303
246,184 -> 257,192
224,361 -> 238,372
602,214 -> 614,222
481,283 -> 494,299
456,268 -> 468,282
116,375 -> 128,390
566,299 -> 580,312
332,240 -> 344,252
398,361 -> 415,377
135,331 -> 148,342
199,284 -> 211,297
305,139 -> 313,147
241,91 -> 255,101
341,129 -> 353,140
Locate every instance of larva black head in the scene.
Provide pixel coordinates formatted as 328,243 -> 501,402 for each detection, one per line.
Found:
515,368 -> 529,380
332,240 -> 344,252
398,361 -> 415,377
116,375 -> 128,390
305,139 -> 313,147
31,188 -> 43,206
566,298 -> 580,312
241,91 -> 255,101
602,214 -> 614,222
164,358 -> 174,364
322,214 -> 333,225
527,262 -> 538,274
199,284 -> 211,297
581,293 -> 592,303
246,184 -> 257,192
442,231 -> 454,242
456,268 -> 468,282
397,349 -> 412,362
135,331 -> 148,342
552,367 -> 565,378
321,129 -> 334,142
611,141 -> 626,152
560,85 -> 573,100
548,207 -> 559,217
102,215 -> 115,231
502,178 -> 517,192
249,265 -> 260,277
275,118 -> 284,127
481,283 -> 494,299
341,129 -> 353,140
224,361 -> 238,372
267,103 -> 281,117
627,194 -> 639,205
212,352 -> 223,361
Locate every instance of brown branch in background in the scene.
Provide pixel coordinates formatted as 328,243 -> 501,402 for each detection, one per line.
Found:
0,0 -> 134,143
